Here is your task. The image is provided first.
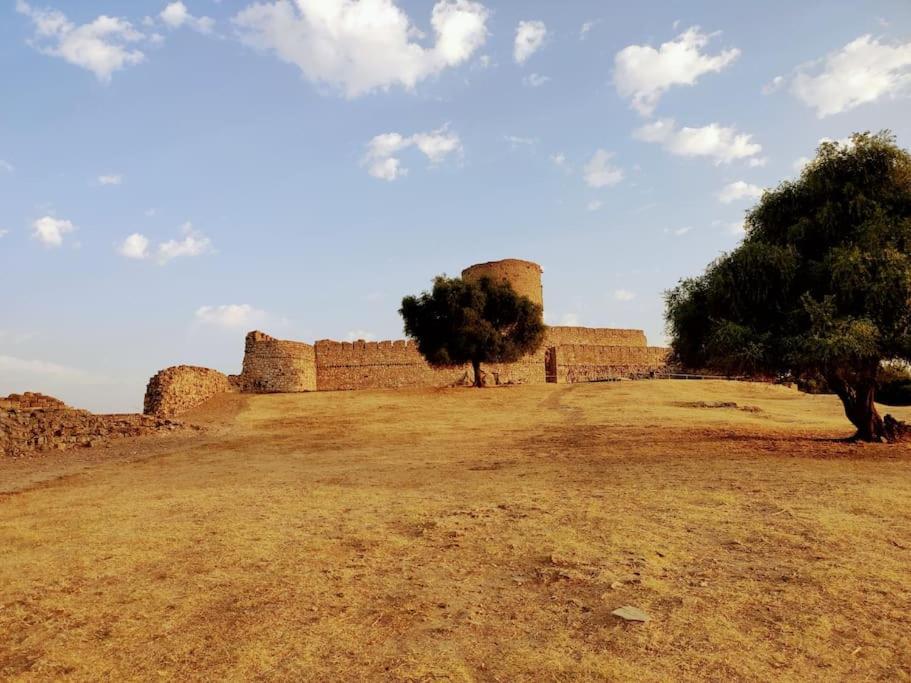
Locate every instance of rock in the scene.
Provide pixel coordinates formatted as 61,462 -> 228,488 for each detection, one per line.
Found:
612,605 -> 650,622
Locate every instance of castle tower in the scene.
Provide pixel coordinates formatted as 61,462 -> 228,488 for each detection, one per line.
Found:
461,259 -> 544,309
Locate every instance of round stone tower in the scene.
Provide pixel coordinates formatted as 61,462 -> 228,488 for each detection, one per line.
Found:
461,258 -> 544,309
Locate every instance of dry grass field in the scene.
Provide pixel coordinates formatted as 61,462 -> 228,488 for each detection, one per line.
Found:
1,380 -> 910,681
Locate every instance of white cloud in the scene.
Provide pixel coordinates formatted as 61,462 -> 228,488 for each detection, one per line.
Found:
31,216 -> 74,247
614,289 -> 636,302
156,222 -> 212,263
514,20 -> 546,64
0,354 -> 99,382
233,0 -> 489,98
118,233 -> 150,259
613,27 -> 740,116
98,173 -> 123,185
762,75 -> 784,95
121,223 -> 213,263
504,135 -> 536,148
793,156 -> 810,172
345,330 -> 377,342
0,160 -> 13,173
560,313 -> 580,326
363,126 -> 461,181
666,226 -> 692,236
718,180 -> 763,204
634,118 -> 762,165
16,1 -> 146,82
160,1 -> 215,34
550,152 -> 567,167
583,149 -> 624,188
727,220 -> 746,235
747,157 -> 768,168
791,35 -> 911,117
522,72 -> 550,87
195,304 -> 267,329
579,20 -> 598,40
587,200 -> 603,212
0,229 -> 8,238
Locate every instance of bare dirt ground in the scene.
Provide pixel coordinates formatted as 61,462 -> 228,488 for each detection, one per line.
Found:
1,380 -> 910,681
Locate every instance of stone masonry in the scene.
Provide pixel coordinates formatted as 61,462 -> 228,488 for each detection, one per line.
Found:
2,392 -> 182,457
143,258 -> 669,415
144,365 -> 236,418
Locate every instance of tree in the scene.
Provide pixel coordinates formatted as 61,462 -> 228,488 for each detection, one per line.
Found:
400,276 -> 546,387
665,132 -> 911,442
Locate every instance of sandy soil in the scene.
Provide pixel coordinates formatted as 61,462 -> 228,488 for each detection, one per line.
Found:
1,380 -> 910,681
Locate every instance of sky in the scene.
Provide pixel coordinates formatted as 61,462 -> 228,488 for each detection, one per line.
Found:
2,0 -> 911,412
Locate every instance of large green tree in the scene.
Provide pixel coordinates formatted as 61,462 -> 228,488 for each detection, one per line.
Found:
665,132 -> 911,442
400,276 -> 546,387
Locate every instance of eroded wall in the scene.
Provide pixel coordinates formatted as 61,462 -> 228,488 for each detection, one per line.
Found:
237,331 -> 317,392
144,365 -> 235,417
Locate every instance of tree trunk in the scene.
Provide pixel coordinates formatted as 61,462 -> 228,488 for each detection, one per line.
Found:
826,372 -> 884,442
472,359 -> 483,388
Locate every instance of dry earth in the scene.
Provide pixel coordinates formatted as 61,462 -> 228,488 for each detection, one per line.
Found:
1,381 -> 910,681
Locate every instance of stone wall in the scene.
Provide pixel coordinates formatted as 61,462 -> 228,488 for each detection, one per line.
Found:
314,340 -> 546,391
2,394 -> 182,457
144,365 -> 235,417
462,259 -> 544,308
315,340 -> 467,391
237,331 -> 317,392
0,392 -> 68,410
545,326 -> 647,348
553,344 -> 667,383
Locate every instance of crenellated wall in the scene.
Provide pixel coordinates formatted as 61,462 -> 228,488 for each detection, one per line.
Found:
545,326 -> 647,348
237,331 -> 317,392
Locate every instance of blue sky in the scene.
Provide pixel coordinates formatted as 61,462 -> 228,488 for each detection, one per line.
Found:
2,0 -> 911,412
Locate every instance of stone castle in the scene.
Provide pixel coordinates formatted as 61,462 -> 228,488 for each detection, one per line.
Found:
144,259 -> 668,416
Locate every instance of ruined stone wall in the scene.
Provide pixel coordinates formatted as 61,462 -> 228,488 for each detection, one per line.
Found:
462,259 -> 544,308
545,326 -> 647,348
314,340 -> 546,391
2,394 -> 182,457
144,365 -> 235,417
553,344 -> 668,383
237,331 -> 317,392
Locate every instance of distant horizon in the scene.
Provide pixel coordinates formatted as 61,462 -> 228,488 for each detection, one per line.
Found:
2,0 -> 911,411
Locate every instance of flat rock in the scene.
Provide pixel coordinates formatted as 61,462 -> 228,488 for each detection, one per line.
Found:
612,605 -> 650,622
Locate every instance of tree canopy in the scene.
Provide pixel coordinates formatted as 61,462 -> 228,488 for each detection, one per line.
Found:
665,132 -> 911,441
400,276 -> 546,387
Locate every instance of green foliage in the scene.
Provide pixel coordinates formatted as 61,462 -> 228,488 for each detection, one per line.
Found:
664,132 -> 911,438
666,132 -> 911,378
400,276 -> 546,383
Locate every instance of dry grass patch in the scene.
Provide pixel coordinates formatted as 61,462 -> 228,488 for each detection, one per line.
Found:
1,381 -> 910,680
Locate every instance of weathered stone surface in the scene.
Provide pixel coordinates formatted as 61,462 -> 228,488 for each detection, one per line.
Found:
235,331 -> 316,393
143,365 -> 235,417
462,258 -> 544,308
1,393 -> 182,458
